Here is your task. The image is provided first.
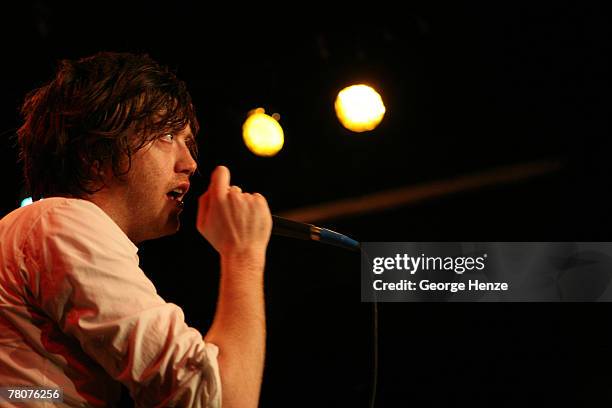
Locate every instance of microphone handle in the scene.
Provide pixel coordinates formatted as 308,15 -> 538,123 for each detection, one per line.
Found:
272,215 -> 360,252
272,215 -> 314,240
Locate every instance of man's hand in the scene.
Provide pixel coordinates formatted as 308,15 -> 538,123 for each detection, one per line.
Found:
197,165 -> 272,258
197,165 -> 271,408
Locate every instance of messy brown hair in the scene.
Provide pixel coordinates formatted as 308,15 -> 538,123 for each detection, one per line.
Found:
17,51 -> 199,200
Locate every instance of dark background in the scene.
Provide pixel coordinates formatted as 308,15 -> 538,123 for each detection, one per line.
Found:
1,1 -> 611,406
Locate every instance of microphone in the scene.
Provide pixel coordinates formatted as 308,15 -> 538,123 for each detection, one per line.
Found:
272,215 -> 360,252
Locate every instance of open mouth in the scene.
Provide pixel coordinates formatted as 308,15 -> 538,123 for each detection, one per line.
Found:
167,190 -> 183,201
166,187 -> 187,205
166,182 -> 190,207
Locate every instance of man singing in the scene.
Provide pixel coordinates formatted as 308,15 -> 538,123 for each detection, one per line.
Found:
0,52 -> 271,407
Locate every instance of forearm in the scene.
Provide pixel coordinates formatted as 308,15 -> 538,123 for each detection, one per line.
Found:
205,250 -> 266,408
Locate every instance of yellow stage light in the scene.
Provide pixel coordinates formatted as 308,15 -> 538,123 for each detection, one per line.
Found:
334,84 -> 386,132
242,108 -> 284,157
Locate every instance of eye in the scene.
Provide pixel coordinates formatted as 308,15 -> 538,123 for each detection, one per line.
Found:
160,133 -> 174,143
186,137 -> 196,152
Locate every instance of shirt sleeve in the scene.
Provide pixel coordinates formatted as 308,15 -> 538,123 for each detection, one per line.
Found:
22,200 -> 221,408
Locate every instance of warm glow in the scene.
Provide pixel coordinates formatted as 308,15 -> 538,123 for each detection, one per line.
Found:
242,108 -> 284,157
334,84 -> 386,132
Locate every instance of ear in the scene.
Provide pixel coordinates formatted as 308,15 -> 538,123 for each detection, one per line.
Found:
87,159 -> 111,190
90,159 -> 104,177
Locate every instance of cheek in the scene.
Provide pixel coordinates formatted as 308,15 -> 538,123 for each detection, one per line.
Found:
125,181 -> 161,214
126,150 -> 170,199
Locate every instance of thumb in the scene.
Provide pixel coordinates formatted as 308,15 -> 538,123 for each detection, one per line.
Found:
208,165 -> 231,197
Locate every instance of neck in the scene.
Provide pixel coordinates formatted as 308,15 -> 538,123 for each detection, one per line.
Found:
85,192 -> 139,244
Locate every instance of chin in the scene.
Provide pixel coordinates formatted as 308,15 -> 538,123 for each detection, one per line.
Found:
164,217 -> 181,235
141,222 -> 179,243
131,213 -> 181,243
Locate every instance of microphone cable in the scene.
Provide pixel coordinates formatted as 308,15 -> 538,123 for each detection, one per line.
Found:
272,216 -> 378,408
362,249 -> 378,408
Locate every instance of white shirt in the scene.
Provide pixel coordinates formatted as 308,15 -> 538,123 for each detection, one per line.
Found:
0,197 -> 221,407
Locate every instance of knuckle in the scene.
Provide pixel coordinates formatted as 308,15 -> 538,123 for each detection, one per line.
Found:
252,192 -> 266,203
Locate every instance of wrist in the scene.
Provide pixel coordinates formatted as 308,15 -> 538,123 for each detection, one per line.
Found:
220,247 -> 266,278
220,245 -> 266,263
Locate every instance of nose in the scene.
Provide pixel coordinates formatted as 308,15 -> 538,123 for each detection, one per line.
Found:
176,143 -> 197,177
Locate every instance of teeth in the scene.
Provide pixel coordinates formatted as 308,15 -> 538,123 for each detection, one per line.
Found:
168,187 -> 186,201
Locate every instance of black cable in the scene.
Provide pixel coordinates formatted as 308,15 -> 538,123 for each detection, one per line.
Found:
361,249 -> 379,408
271,218 -> 378,407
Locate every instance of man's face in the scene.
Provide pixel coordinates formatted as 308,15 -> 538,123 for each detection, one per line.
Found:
106,126 -> 197,243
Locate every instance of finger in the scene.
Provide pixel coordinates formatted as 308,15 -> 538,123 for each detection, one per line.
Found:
252,192 -> 268,206
208,165 -> 231,196
228,185 -> 242,193
198,191 -> 211,215
196,191 -> 211,234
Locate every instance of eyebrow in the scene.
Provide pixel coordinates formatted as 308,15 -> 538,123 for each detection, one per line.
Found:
184,132 -> 197,152
184,132 -> 195,144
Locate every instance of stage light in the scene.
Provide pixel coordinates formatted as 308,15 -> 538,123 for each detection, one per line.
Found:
334,84 -> 386,132
242,108 -> 284,157
20,197 -> 33,207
